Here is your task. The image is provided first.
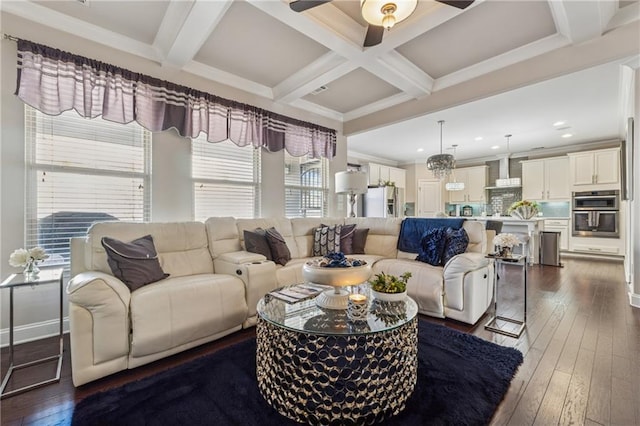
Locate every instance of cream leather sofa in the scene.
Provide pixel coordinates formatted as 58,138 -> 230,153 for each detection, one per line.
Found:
68,217 -> 493,386
67,221 -> 276,386
207,217 -> 493,325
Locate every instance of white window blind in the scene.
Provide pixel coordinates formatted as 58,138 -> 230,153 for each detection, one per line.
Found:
284,152 -> 328,218
25,106 -> 151,273
192,137 -> 261,220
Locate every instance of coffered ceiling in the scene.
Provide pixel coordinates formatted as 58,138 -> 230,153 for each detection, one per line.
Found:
2,0 -> 639,162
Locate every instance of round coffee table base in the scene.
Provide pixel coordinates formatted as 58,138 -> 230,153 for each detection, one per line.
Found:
314,287 -> 350,309
256,316 -> 418,424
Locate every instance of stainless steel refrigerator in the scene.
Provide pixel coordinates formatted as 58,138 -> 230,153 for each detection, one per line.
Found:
363,186 -> 404,218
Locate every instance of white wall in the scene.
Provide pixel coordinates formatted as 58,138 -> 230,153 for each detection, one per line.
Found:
0,15 -> 347,341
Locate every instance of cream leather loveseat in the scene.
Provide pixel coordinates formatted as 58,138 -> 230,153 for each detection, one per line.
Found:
68,217 -> 493,386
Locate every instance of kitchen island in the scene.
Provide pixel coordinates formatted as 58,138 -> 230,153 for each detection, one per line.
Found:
470,216 -> 544,264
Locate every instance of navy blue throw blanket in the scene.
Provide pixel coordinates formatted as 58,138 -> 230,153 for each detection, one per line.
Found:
72,320 -> 523,426
398,218 -> 466,253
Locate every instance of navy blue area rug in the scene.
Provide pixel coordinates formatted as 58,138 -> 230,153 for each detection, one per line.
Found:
72,320 -> 522,425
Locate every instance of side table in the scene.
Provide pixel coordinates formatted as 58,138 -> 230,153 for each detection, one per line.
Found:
484,254 -> 527,338
0,268 -> 64,398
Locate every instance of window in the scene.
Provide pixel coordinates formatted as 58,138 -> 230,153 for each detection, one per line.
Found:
284,153 -> 328,218
25,106 -> 152,272
192,137 -> 261,220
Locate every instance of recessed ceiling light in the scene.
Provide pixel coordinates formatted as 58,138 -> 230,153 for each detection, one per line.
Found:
553,121 -> 566,127
561,133 -> 573,138
474,136 -> 483,141
491,145 -> 500,150
417,148 -> 424,152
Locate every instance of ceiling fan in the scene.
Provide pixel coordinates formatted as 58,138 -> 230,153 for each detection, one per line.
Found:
289,0 -> 474,47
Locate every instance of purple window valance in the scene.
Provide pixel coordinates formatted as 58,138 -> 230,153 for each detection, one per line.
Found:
15,39 -> 336,159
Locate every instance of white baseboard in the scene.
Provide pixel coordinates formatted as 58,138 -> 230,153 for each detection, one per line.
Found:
0,317 -> 69,348
629,292 -> 640,309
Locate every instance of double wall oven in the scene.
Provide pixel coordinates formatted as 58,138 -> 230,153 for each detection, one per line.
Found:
572,190 -> 619,238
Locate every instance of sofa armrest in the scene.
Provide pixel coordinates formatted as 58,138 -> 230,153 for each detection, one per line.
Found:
216,250 -> 266,264
66,272 -> 131,385
214,255 -> 277,327
443,252 -> 490,311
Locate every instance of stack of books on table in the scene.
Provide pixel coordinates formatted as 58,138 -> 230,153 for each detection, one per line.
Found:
269,283 -> 331,303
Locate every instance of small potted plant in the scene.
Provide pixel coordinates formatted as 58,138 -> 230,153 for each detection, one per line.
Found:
369,271 -> 411,302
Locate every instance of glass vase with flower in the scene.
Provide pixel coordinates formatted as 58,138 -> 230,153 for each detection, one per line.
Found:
492,233 -> 521,258
9,247 -> 49,277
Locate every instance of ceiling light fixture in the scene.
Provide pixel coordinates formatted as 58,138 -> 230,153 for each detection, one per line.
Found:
417,148 -> 424,152
562,133 -> 573,138
553,121 -> 566,127
491,145 -> 500,150
426,120 -> 455,179
445,144 -> 464,191
474,136 -> 483,141
360,0 -> 417,30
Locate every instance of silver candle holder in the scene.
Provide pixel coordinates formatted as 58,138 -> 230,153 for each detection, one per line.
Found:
347,293 -> 368,322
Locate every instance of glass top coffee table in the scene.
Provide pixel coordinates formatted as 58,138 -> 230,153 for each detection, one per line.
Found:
256,289 -> 418,424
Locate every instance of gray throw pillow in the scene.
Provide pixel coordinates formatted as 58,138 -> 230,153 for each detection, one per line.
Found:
313,225 -> 342,256
352,228 -> 369,254
264,227 -> 291,266
101,234 -> 169,291
244,228 -> 272,261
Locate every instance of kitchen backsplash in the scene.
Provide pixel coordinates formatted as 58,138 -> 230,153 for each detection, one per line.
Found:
445,200 -> 570,217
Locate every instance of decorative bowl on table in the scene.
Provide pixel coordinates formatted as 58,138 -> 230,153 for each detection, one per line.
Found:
303,252 -> 371,310
508,200 -> 539,220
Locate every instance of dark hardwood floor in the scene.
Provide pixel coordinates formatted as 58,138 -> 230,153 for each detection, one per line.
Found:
1,258 -> 638,425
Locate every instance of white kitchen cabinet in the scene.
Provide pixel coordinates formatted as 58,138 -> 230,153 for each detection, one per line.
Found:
417,179 -> 443,217
568,148 -> 620,188
368,162 -> 406,188
389,167 -> 406,189
544,219 -> 569,250
448,166 -> 487,203
569,238 -> 624,255
368,163 -> 382,186
521,156 -> 570,201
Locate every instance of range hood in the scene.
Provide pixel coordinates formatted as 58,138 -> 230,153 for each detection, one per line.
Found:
485,154 -> 521,189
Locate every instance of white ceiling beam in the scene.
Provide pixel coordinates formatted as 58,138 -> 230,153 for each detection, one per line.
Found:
273,52 -> 356,103
0,0 -> 159,61
548,0 -> 615,44
433,33 -> 571,92
183,61 -> 273,99
606,1 -> 640,32
288,98 -> 345,122
343,92 -> 414,121
372,50 -> 434,97
160,0 -> 234,68
152,0 -> 195,62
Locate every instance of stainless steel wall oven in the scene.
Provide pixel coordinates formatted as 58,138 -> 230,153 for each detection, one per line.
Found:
572,190 -> 619,238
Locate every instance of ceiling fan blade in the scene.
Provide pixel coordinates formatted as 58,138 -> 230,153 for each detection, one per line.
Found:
363,25 -> 385,47
289,0 -> 332,13
436,0 -> 474,9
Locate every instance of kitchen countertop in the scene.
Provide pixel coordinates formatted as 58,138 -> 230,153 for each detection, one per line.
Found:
465,216 -> 545,222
